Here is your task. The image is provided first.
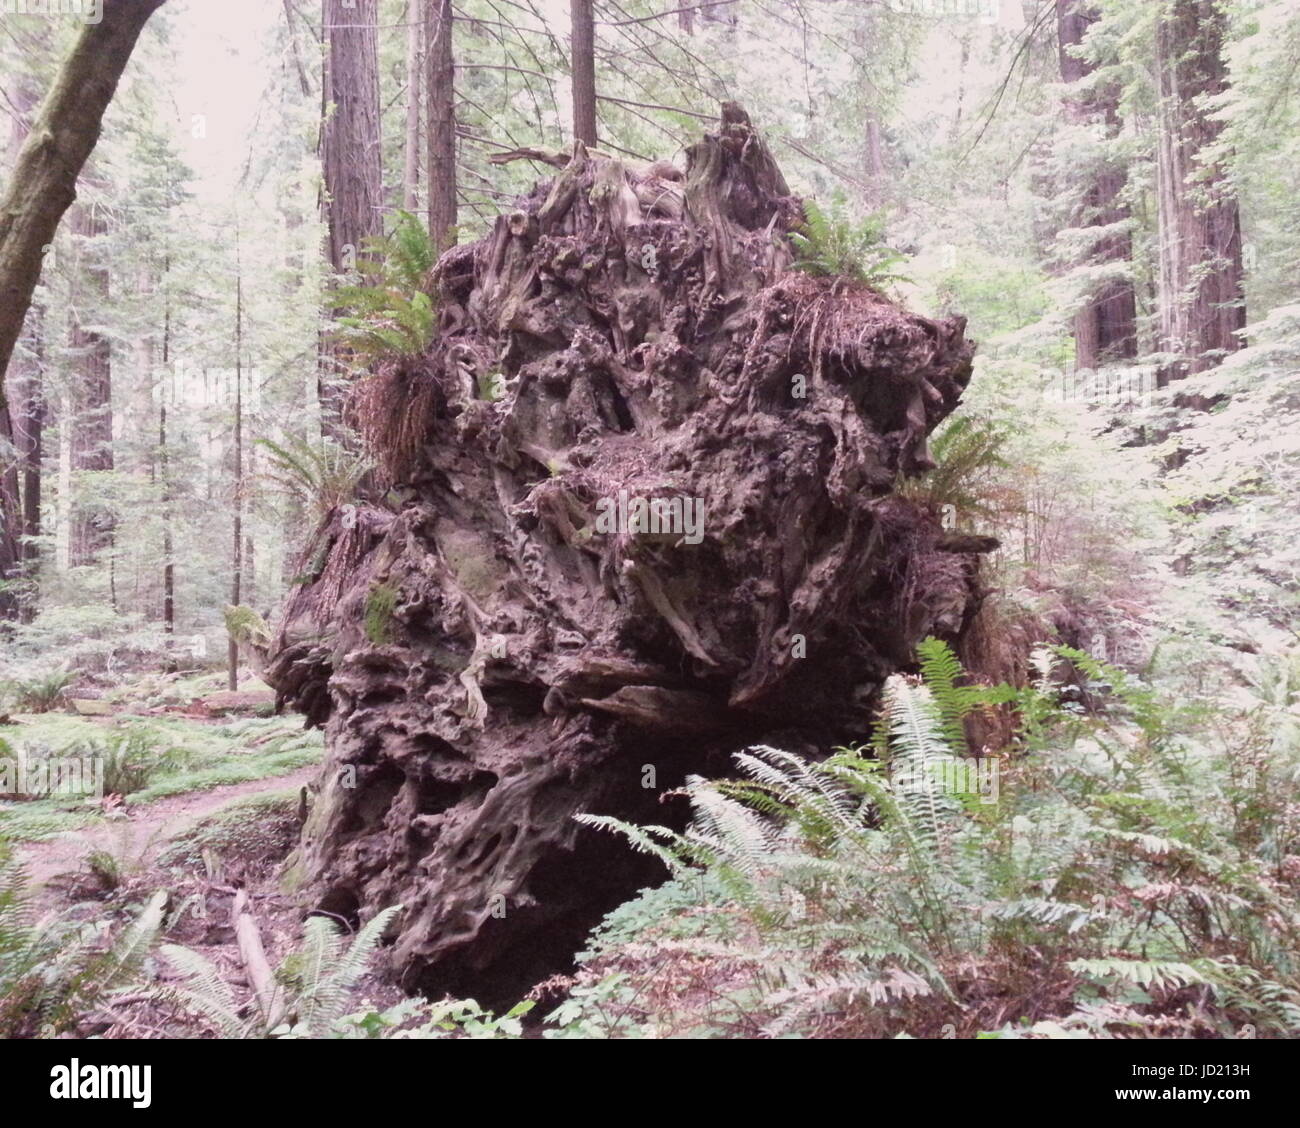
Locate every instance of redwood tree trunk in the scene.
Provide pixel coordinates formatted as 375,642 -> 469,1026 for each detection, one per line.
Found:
570,0 -> 597,147
1154,0 -> 1245,382
322,0 -> 383,433
15,310 -> 44,607
0,399 -> 21,620
1057,0 -> 1137,370
0,67 -> 45,621
229,269 -> 244,692
403,0 -> 423,213
160,274 -> 174,634
426,0 -> 457,252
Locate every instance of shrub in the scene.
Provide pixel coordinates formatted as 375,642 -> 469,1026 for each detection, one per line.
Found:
1,668 -> 75,713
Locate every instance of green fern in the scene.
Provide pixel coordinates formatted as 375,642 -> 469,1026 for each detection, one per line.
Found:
274,906 -> 401,1036
0,847 -> 168,1037
789,200 -> 911,287
255,435 -> 370,519
158,944 -> 249,1037
163,904 -> 402,1038
565,638 -> 1300,1038
897,413 -> 1010,524
333,211 -> 440,363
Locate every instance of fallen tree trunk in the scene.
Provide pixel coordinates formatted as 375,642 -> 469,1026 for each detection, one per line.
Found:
267,104 -> 988,1005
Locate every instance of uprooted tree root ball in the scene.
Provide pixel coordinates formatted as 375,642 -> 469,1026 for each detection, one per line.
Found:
265,104 -> 992,1005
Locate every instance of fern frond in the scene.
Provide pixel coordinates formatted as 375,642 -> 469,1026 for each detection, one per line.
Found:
160,944 -> 249,1038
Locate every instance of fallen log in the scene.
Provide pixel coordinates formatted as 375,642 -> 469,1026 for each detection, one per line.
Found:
231,888 -> 281,1029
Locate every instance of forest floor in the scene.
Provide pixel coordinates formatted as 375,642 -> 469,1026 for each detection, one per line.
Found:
14,761 -> 317,899
0,677 -> 343,1037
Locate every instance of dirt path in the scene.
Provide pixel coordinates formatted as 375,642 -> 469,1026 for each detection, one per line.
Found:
17,765 -> 319,890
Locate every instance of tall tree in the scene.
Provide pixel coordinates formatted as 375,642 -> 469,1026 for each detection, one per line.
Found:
229,257 -> 244,692
0,0 -> 167,385
12,306 -> 44,613
570,0 -> 597,147
0,384 -> 23,618
67,190 -> 114,570
1057,0 -> 1137,370
322,0 -> 383,433
160,286 -> 174,635
0,60 -> 46,620
1154,0 -> 1245,381
403,0 -> 423,212
856,7 -> 887,210
426,0 -> 457,252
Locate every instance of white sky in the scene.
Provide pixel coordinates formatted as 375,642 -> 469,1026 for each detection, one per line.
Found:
167,0 -> 282,207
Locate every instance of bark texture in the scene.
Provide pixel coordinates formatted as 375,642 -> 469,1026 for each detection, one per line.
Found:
266,107 -> 987,1004
403,0 -> 422,213
1154,0 -> 1245,381
425,0 -> 456,252
68,197 -> 114,568
1,70 -> 44,621
323,0 -> 384,432
570,0 -> 598,147
1056,0 -> 1137,370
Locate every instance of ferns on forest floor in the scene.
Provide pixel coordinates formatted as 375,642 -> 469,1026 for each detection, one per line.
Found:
0,667 -> 75,714
161,905 -> 422,1038
564,639 -> 1300,1039
0,844 -> 168,1037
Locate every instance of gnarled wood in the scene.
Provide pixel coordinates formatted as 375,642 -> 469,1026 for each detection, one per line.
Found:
267,107 -> 985,1005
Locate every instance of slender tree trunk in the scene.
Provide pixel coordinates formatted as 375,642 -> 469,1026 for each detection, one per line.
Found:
322,0 -> 383,436
160,288 -> 174,635
229,267 -> 244,692
244,429 -> 257,611
10,18 -> 46,609
14,306 -> 44,623
856,9 -> 886,210
950,34 -> 971,146
68,194 -> 114,569
570,0 -> 597,147
0,69 -> 45,621
404,0 -> 423,212
1154,0 -> 1245,382
0,0 -> 167,386
426,0 -> 457,252
0,398 -> 21,619
1057,0 -> 1136,371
